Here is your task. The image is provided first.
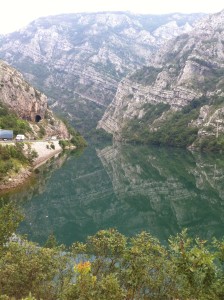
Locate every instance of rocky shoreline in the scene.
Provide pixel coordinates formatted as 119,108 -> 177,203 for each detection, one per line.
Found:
0,141 -> 63,192
0,167 -> 33,191
31,141 -> 62,168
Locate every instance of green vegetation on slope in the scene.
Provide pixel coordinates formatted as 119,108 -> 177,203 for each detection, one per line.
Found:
0,142 -> 38,181
0,99 -> 87,184
129,66 -> 163,85
0,143 -> 31,180
0,102 -> 36,181
122,96 -> 211,148
0,101 -> 31,136
59,118 -> 87,149
195,135 -> 224,152
51,95 -> 106,138
1,201 -> 224,300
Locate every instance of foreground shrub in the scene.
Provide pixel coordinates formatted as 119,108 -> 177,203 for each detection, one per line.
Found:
1,205 -> 224,300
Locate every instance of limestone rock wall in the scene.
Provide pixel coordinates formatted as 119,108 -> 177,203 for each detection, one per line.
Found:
98,10 -> 224,138
0,60 -> 70,139
0,60 -> 47,122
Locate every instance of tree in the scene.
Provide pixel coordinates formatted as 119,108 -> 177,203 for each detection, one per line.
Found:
0,200 -> 23,253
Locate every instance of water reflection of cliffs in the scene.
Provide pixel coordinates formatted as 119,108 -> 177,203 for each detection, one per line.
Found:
97,143 -> 224,242
19,147 -> 119,245
19,144 -> 224,246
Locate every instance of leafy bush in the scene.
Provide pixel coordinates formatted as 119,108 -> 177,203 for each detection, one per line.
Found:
59,118 -> 87,148
58,139 -> 68,149
1,196 -> 224,299
0,144 -> 29,180
1,221 -> 224,299
70,133 -> 87,148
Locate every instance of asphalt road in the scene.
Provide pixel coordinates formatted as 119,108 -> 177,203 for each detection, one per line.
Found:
0,139 -> 58,144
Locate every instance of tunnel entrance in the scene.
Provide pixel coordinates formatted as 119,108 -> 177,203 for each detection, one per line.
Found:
35,115 -> 41,123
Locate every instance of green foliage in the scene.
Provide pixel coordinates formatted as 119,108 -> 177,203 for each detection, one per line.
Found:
89,128 -> 113,143
0,200 -> 70,299
210,95 -> 224,108
122,97 -> 209,148
52,95 -> 105,137
122,102 -> 171,144
59,134 -> 87,150
134,102 -> 171,126
196,135 -> 224,152
59,139 -> 69,149
25,143 -> 38,163
169,229 -> 218,299
1,193 -> 224,299
0,199 -> 23,252
15,59 -> 51,87
61,119 -> 87,148
0,101 -> 31,136
129,66 -> 162,85
1,219 -> 224,299
149,109 -> 199,147
0,241 -> 69,300
69,228 -> 224,299
38,125 -> 46,138
44,233 -> 58,249
70,132 -> 87,148
0,144 -> 29,180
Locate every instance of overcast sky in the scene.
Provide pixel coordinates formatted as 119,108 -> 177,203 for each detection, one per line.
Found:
0,0 -> 223,34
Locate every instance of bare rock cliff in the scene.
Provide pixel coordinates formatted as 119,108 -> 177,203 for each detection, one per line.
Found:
98,10 -> 224,138
0,60 -> 47,122
0,60 -> 69,139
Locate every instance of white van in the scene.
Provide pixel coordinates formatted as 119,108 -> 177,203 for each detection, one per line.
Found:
15,134 -> 25,141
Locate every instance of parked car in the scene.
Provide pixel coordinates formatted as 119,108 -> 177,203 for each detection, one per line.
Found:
15,134 -> 25,141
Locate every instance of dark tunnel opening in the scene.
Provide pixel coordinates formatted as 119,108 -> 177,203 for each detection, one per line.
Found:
35,115 -> 41,123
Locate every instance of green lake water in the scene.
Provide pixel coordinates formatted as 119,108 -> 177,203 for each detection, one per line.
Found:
5,142 -> 224,246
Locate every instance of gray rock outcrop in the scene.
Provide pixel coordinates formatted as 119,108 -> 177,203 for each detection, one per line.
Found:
98,10 -> 224,139
0,12 -> 203,132
0,60 -> 47,122
0,60 -> 70,139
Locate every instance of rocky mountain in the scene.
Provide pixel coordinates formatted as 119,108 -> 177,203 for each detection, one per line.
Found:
0,12 -> 203,134
98,10 -> 224,149
0,60 -> 69,139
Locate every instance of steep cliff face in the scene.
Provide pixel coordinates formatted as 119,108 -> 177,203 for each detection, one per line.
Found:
0,12 -> 203,133
0,60 -> 47,122
98,10 -> 224,144
0,60 -> 69,139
